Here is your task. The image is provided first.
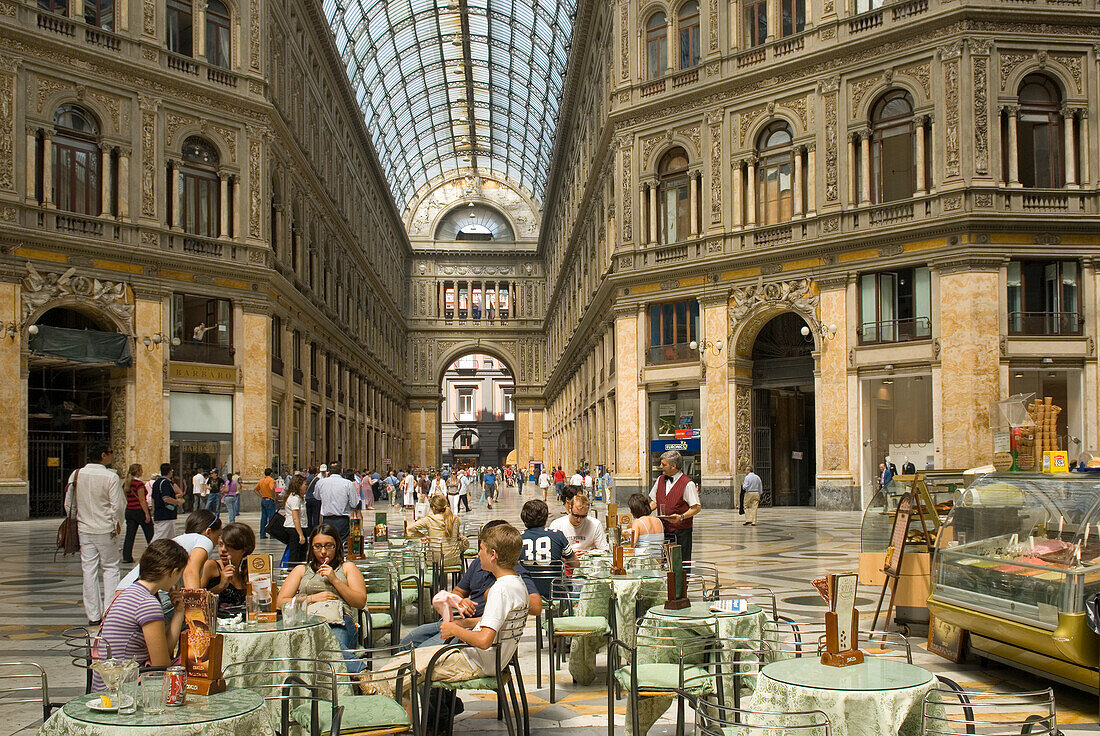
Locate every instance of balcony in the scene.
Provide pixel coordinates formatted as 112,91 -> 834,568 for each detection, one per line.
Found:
293,367 -> 304,384
271,355 -> 284,375
171,340 -> 235,365
671,68 -> 699,87
311,375 -> 319,392
646,343 -> 697,365
858,318 -> 932,345
1008,312 -> 1083,336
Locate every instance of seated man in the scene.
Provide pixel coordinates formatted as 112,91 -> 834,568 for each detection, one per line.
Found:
401,519 -> 542,650
548,493 -> 608,554
519,499 -> 576,597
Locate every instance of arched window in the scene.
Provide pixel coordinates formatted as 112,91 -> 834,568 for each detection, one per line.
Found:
678,1 -> 700,70
166,0 -> 193,56
53,105 -> 101,216
646,12 -> 667,80
870,90 -> 915,203
756,122 -> 794,224
84,0 -> 113,28
658,147 -> 690,244
1017,74 -> 1064,188
179,137 -> 219,237
206,0 -> 231,68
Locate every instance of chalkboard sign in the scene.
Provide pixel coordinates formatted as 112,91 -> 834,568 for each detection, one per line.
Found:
883,492 -> 914,578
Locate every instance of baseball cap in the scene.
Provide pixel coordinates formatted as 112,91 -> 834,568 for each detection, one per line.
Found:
318,464 -> 328,472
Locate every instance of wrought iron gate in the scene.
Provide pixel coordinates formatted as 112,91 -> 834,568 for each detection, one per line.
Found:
29,429 -> 107,518
752,388 -> 773,507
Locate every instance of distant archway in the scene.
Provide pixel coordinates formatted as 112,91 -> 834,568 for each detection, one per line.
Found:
438,352 -> 515,471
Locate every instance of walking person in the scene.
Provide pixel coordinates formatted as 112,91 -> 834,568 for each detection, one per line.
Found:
189,468 -> 206,513
254,468 -> 277,539
314,462 -> 360,543
483,467 -> 497,510
151,463 -> 184,541
741,466 -> 763,526
401,470 -> 417,509
306,466 -> 324,532
222,472 -> 240,522
648,450 -> 702,560
206,469 -> 223,514
553,466 -> 565,499
64,443 -> 125,625
121,463 -> 153,564
538,467 -> 552,501
281,474 -> 308,563
458,469 -> 472,512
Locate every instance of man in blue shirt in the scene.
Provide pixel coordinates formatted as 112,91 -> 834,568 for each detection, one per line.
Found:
483,467 -> 497,509
519,499 -> 576,598
399,520 -> 541,650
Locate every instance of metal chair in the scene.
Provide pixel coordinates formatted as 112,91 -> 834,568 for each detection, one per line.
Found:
547,576 -> 616,703
324,644 -> 420,736
684,561 -> 721,600
0,662 -> 61,723
694,696 -> 832,736
222,657 -> 343,736
762,620 -> 913,663
462,521 -> 483,561
61,627 -> 112,694
716,585 -> 780,621
421,605 -> 530,736
355,559 -> 402,646
521,561 -> 565,689
391,544 -> 428,625
423,537 -> 468,593
923,683 -> 1061,736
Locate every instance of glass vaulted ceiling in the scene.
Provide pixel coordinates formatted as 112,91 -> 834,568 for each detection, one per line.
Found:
324,0 -> 576,212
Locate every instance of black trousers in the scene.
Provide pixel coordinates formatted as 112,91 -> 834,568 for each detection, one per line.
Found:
323,515 -> 351,544
664,527 -> 693,561
458,494 -> 470,511
306,498 -> 322,533
122,508 -> 153,562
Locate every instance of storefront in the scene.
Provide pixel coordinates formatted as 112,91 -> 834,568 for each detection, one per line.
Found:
860,373 -> 933,504
169,391 -> 234,477
647,390 -> 701,489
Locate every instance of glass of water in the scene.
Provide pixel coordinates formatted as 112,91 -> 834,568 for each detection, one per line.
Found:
141,671 -> 166,714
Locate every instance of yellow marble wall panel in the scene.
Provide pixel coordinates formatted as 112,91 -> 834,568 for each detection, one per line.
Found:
0,282 -> 26,482
703,301 -> 730,479
614,312 -> 640,481
131,298 -> 165,476
237,311 -> 270,482
938,270 -> 1000,468
817,287 -> 850,476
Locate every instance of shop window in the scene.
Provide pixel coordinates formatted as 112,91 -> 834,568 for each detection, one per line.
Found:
756,121 -> 794,225
1016,74 -> 1065,188
647,390 -> 701,488
84,0 -> 113,29
646,299 -> 700,364
678,1 -> 700,69
781,0 -> 803,36
743,0 -> 767,47
858,266 -> 931,344
178,137 -> 220,237
1009,369 -> 1081,453
166,0 -> 193,56
205,0 -> 231,68
52,105 -> 103,216
862,375 -> 933,498
646,12 -> 667,79
658,147 -> 691,244
1007,260 -> 1081,336
171,293 -> 233,364
870,90 -> 915,203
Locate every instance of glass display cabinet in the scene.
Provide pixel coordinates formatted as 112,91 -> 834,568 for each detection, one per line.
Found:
928,473 -> 1100,693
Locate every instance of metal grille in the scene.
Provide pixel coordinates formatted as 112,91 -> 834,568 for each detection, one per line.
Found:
29,430 -> 106,518
752,388 -> 773,507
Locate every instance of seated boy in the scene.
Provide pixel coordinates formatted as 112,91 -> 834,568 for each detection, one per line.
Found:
519,499 -> 577,597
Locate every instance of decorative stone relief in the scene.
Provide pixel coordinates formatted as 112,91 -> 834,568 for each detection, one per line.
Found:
249,0 -> 261,72
709,114 -> 722,222
998,51 -> 1033,91
823,82 -> 839,202
88,91 -> 121,135
898,61 -> 932,97
738,106 -> 766,146
1051,54 -> 1082,93
730,278 -> 820,356
143,0 -> 155,35
36,77 -> 71,113
22,262 -> 134,328
849,75 -> 880,118
641,133 -> 665,169
0,65 -> 12,192
620,0 -> 629,81
734,388 -> 751,472
210,124 -> 238,163
681,125 -> 701,155
247,127 -> 263,238
943,194 -> 963,210
972,53 -> 989,176
942,44 -> 961,179
974,192 -> 993,207
139,97 -> 158,219
621,144 -> 632,242
778,96 -> 808,131
709,0 -> 719,51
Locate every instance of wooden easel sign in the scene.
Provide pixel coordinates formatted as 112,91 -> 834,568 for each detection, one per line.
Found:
871,491 -> 915,631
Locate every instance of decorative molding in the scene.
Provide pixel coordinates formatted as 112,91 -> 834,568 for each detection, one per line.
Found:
778,95 -> 808,131
22,262 -> 134,330
709,115 -> 722,223
823,85 -> 839,202
943,52 -> 961,178
730,277 -> 820,354
621,145 -> 632,242
0,65 -> 12,193
897,61 -> 932,98
973,54 -> 989,176
734,387 -> 751,472
738,106 -> 767,146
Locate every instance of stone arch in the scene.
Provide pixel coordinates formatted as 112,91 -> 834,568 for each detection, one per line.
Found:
167,126 -> 235,167
639,0 -> 669,25
855,82 -> 925,125
1001,64 -> 1074,101
432,201 -> 518,242
21,264 -> 135,336
646,137 -> 700,172
744,112 -> 803,150
728,278 -> 821,358
44,95 -> 118,138
433,341 -> 521,387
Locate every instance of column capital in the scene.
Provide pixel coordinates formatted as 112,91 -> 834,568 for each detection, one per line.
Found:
847,131 -> 858,144
25,123 -> 40,137
1061,105 -> 1078,119
1001,104 -> 1019,116
117,145 -> 133,157
41,128 -> 54,141
1079,108 -> 1090,120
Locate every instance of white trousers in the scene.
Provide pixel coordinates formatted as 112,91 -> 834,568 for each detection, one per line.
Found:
447,493 -> 460,514
79,531 -> 120,622
744,491 -> 761,524
152,519 -> 176,541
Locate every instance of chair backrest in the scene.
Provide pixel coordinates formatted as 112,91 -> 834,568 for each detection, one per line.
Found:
923,685 -> 1058,736
61,627 -> 112,694
492,604 -> 531,673
0,662 -> 51,722
549,575 -> 613,618
695,696 -> 831,736
822,630 -> 912,663
222,658 -> 341,736
684,561 -> 720,599
329,643 -> 417,718
719,586 -> 779,620
523,561 -> 565,601
355,559 -> 399,592
764,620 -> 913,664
678,636 -> 763,708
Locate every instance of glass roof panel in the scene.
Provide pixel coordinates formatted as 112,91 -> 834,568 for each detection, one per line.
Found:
325,0 -> 576,210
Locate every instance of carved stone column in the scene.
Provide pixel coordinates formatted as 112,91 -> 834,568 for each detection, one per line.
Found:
1063,107 -> 1077,188
100,146 -> 112,216
915,116 -> 927,195
41,131 -> 53,208
848,133 -> 858,205
648,182 -> 658,243
859,130 -> 871,204
806,144 -> 817,215
638,186 -> 648,244
689,172 -> 699,235
195,0 -> 207,60
25,127 -> 37,203
745,157 -> 757,225
167,160 -> 182,229
1004,105 -> 1020,187
219,170 -> 230,238
1080,110 -> 1090,185
117,146 -> 131,219
793,146 -> 803,217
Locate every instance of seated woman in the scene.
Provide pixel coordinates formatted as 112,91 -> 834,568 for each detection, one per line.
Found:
277,523 -> 367,672
94,539 -> 189,690
201,522 -> 256,616
407,494 -> 468,569
629,492 -> 665,555
118,509 -> 222,592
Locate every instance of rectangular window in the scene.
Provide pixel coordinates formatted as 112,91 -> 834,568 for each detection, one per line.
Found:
858,267 -> 932,344
166,0 -> 192,56
744,0 -> 767,47
1007,260 -> 1081,335
271,401 -> 281,470
503,388 -> 515,420
458,389 -> 474,421
292,330 -> 301,370
170,293 -> 233,363
647,33 -> 667,79
646,299 -> 700,364
781,0 -> 804,36
292,404 -> 302,469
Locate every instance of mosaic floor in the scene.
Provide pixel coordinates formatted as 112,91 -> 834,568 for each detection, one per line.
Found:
2,487 -> 1097,735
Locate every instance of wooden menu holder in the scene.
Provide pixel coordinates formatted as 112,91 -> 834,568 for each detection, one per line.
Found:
820,609 -> 864,667
663,543 -> 690,609
181,630 -> 227,694
610,544 -> 626,576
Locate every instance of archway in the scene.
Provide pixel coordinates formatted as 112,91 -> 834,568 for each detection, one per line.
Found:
27,307 -> 123,517
438,352 -> 516,472
750,313 -> 816,506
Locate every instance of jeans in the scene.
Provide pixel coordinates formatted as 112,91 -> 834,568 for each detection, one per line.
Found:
122,508 -> 153,562
205,492 -> 222,514
79,531 -> 120,622
332,614 -> 363,673
400,621 -> 444,651
223,494 -> 240,522
458,494 -> 470,512
259,498 -> 277,538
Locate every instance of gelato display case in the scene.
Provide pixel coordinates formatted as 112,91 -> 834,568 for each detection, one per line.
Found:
927,473 -> 1100,692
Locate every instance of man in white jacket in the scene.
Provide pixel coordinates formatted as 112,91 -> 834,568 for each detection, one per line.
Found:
64,443 -> 125,625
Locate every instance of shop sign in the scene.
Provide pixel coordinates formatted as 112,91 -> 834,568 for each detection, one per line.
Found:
673,429 -> 700,439
650,438 -> 701,452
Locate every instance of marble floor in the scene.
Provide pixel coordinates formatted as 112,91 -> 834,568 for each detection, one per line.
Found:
2,487 -> 1097,735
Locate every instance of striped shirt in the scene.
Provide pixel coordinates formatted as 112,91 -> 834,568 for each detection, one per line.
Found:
93,583 -> 163,690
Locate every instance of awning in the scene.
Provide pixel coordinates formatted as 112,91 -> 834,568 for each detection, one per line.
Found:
29,325 -> 132,367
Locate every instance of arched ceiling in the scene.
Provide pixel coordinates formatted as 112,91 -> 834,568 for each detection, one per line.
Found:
324,0 -> 577,213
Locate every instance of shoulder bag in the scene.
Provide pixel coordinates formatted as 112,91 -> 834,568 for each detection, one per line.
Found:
57,470 -> 80,555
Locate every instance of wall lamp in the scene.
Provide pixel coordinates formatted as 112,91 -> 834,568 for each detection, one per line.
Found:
689,337 -> 724,355
801,323 -> 838,341
142,332 -> 181,350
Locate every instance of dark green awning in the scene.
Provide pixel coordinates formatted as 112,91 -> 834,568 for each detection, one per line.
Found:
29,324 -> 132,367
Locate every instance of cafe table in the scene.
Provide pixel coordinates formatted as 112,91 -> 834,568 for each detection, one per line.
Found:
219,615 -> 351,693
38,688 -> 272,736
626,601 -> 768,736
748,657 -> 940,736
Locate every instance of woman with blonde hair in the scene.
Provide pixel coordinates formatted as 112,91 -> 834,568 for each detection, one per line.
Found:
122,463 -> 153,563
407,493 -> 468,569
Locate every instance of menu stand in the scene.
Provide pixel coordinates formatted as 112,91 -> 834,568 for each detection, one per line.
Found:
663,543 -> 689,610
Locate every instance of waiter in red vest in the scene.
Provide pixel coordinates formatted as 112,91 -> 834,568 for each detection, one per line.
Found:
648,449 -> 702,560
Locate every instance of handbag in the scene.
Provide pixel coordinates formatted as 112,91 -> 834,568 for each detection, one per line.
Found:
265,510 -> 287,538
307,599 -> 344,625
57,470 -> 80,556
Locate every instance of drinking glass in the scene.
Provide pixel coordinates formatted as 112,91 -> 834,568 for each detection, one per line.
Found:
118,663 -> 139,714
141,671 -> 166,714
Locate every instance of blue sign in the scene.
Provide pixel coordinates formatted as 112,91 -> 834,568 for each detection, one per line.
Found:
650,438 -> 701,453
